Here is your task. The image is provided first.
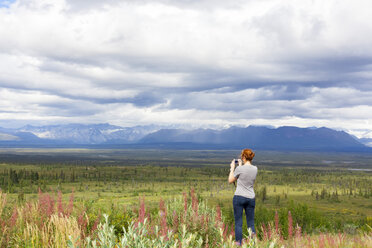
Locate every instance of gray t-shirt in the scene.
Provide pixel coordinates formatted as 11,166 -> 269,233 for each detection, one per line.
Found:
233,164 -> 257,199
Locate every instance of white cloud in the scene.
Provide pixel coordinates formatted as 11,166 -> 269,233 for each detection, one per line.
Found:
0,0 -> 371,136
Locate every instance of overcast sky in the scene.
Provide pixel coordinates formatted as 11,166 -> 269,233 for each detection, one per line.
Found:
0,0 -> 371,138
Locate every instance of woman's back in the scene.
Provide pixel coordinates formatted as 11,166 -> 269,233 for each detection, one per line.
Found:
233,164 -> 257,199
229,148 -> 257,245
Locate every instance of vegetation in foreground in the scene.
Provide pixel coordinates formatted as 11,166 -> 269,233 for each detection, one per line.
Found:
1,157 -> 371,235
0,189 -> 371,248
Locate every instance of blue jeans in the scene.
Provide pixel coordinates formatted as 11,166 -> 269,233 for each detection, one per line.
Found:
233,195 -> 256,243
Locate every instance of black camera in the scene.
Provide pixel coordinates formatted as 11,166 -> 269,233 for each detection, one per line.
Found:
233,159 -> 242,171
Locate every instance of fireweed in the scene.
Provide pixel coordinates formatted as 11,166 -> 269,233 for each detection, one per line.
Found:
0,189 -> 371,247
0,189 -> 91,247
68,190 -> 371,248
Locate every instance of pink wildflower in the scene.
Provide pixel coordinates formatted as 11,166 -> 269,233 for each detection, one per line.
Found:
295,224 -> 302,239
190,188 -> 198,215
57,191 -> 64,216
172,210 -> 179,232
326,233 -> 335,247
222,223 -> 228,240
288,211 -> 293,239
146,212 -> 151,223
0,219 -> 5,230
179,213 -> 184,225
38,192 -> 55,218
90,213 -> 101,236
294,237 -> 297,248
159,198 -> 168,237
307,236 -> 312,248
215,205 -> 222,225
261,223 -> 268,240
338,232 -> 344,245
159,198 -> 166,214
267,223 -> 272,239
160,212 -> 168,237
77,210 -> 88,238
138,196 -> 146,224
9,207 -> 18,228
230,223 -> 234,238
319,233 -> 325,248
200,215 -> 205,229
183,192 -> 188,214
23,202 -> 33,223
275,210 -> 279,234
204,215 -> 209,232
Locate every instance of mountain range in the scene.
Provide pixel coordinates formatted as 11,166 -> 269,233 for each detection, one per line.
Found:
0,123 -> 159,145
0,123 -> 370,152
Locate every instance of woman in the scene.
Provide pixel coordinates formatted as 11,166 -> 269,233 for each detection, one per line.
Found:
228,148 -> 257,245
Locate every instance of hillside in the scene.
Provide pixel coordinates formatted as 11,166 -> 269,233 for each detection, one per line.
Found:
139,126 -> 368,151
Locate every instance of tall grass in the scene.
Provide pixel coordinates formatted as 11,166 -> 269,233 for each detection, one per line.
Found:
0,189 -> 95,247
0,189 -> 371,247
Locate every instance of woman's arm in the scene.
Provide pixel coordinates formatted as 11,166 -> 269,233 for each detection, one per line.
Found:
228,160 -> 237,184
228,170 -> 237,184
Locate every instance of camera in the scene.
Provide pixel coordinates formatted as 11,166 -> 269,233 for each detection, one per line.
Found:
234,159 -> 242,168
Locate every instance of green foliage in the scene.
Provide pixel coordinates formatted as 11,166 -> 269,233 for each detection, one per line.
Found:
0,149 -> 371,242
108,206 -> 133,237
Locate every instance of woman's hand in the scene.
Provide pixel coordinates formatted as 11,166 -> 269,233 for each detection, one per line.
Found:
230,159 -> 236,171
229,159 -> 237,184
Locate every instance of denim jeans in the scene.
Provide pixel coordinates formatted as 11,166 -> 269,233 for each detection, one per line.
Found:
233,195 -> 256,244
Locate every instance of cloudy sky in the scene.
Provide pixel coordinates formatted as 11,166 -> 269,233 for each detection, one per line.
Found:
0,0 -> 371,138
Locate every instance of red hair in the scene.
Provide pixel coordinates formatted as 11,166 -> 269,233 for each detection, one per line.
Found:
241,149 -> 255,161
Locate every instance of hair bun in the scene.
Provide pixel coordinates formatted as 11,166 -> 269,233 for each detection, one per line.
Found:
241,148 -> 255,161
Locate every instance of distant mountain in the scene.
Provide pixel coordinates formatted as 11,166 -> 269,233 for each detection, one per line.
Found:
0,124 -> 370,152
0,123 -> 161,146
360,138 -> 372,147
139,126 -> 369,151
0,132 -> 19,141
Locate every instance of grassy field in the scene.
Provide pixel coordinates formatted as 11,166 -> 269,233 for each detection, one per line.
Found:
0,149 -> 371,247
